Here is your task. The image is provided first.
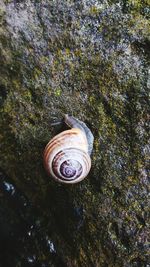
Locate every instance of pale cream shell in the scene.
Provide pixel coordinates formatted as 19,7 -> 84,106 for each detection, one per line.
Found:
43,128 -> 91,184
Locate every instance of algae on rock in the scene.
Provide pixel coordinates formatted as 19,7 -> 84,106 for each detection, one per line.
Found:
0,0 -> 149,266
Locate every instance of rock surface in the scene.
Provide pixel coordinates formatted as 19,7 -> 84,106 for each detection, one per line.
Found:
0,0 -> 149,266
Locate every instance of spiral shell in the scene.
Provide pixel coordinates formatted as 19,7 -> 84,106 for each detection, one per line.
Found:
43,128 -> 91,184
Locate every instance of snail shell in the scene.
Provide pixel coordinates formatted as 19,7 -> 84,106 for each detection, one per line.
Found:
43,115 -> 93,184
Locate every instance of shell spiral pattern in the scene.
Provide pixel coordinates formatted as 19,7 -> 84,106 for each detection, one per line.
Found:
43,128 -> 91,184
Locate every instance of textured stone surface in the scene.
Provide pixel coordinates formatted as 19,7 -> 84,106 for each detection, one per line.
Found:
0,0 -> 149,266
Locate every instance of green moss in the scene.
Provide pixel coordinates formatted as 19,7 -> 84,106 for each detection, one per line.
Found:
54,88 -> 62,96
123,0 -> 150,17
89,5 -> 102,16
33,67 -> 43,79
128,0 -> 150,9
0,1 -> 149,266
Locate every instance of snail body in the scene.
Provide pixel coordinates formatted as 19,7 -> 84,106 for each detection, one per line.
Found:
43,115 -> 94,184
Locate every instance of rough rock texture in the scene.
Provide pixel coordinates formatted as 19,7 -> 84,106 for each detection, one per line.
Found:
0,0 -> 149,266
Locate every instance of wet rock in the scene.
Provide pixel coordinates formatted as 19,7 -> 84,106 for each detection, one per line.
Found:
0,169 -> 65,267
0,0 -> 149,266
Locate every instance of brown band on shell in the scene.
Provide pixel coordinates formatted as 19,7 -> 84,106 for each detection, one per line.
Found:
43,129 -> 84,162
43,126 -> 91,184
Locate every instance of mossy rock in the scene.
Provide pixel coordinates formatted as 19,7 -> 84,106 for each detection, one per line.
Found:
0,1 -> 149,266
